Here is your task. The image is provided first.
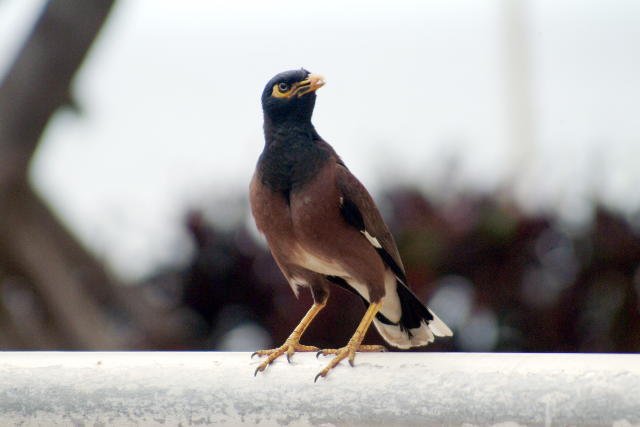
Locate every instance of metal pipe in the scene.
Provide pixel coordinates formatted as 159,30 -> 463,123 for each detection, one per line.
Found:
1,352 -> 639,426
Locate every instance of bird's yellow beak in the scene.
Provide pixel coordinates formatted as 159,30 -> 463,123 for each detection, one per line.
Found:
295,74 -> 325,97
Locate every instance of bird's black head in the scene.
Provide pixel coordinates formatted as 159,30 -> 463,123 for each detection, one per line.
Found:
261,68 -> 325,126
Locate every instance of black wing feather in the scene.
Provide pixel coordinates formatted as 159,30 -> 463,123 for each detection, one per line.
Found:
336,163 -> 407,283
335,162 -> 435,331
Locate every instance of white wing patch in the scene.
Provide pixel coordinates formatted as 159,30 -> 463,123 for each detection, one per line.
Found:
361,230 -> 382,249
339,196 -> 382,249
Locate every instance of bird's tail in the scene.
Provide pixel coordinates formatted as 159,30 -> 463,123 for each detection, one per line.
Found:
373,281 -> 452,349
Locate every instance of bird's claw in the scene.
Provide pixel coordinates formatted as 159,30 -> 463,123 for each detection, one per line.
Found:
252,342 -> 319,375
314,344 -> 386,381
314,345 -> 355,382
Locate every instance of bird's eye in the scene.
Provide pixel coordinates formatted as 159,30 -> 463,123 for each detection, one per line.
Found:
278,82 -> 290,92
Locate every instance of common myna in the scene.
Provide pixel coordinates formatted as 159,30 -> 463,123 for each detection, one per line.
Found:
250,69 -> 452,381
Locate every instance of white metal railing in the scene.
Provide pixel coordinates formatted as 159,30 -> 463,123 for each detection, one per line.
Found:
0,352 -> 639,426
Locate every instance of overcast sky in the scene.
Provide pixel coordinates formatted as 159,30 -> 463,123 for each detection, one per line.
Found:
1,0 -> 639,280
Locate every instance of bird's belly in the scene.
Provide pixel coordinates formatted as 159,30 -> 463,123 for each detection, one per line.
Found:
290,245 -> 349,277
250,175 -> 340,272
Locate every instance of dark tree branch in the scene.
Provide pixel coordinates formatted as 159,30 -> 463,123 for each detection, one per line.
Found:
0,0 -> 218,350
0,0 -> 158,349
0,0 -> 115,167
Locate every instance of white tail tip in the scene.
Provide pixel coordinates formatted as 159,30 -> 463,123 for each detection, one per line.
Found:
427,309 -> 453,337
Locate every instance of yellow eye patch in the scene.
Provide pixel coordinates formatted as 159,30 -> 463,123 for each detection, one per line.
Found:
271,74 -> 325,99
272,83 -> 293,98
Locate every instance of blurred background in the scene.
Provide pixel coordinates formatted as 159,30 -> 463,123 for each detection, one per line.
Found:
0,0 -> 639,352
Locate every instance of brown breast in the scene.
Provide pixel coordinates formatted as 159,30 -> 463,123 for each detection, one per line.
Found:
251,161 -> 386,297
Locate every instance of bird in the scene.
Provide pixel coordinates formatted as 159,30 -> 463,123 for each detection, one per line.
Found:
249,69 -> 452,381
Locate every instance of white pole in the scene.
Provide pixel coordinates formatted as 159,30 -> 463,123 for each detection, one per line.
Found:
1,352 -> 639,426
502,0 -> 536,189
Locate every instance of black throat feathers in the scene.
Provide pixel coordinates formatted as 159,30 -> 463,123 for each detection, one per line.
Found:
258,118 -> 333,197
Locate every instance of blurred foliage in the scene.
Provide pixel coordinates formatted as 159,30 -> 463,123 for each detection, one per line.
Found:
2,0 -> 637,353
159,188 -> 640,353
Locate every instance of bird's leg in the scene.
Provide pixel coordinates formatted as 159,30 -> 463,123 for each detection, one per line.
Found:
314,301 -> 382,382
253,301 -> 325,375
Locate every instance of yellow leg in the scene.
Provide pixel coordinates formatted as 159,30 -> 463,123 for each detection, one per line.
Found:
314,301 -> 382,382
253,302 -> 325,375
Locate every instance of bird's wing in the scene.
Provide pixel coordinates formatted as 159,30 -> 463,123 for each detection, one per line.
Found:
335,161 -> 407,283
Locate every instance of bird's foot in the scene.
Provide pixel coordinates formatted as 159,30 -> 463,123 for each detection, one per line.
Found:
316,344 -> 386,357
314,344 -> 386,382
252,341 -> 319,376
